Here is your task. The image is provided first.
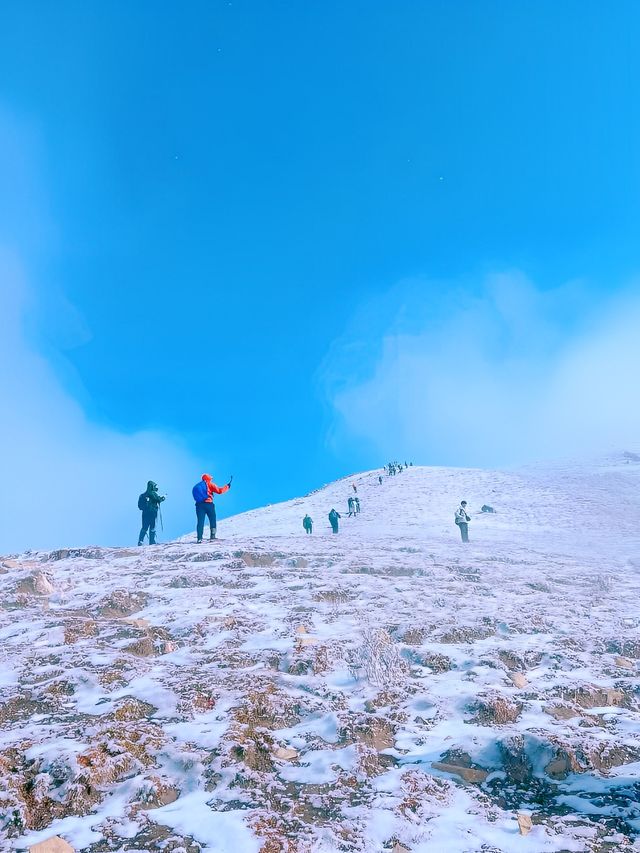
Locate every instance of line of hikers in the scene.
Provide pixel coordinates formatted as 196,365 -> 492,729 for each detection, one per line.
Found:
137,473 -> 232,545
387,460 -> 412,476
138,467 -> 485,545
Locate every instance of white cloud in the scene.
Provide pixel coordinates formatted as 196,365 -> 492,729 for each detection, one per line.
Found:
0,249 -> 201,553
0,107 -> 204,553
321,271 -> 640,467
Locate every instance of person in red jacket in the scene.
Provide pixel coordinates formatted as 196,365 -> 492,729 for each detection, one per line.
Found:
193,473 -> 232,542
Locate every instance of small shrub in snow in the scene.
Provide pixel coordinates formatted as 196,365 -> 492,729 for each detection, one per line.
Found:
350,629 -> 409,688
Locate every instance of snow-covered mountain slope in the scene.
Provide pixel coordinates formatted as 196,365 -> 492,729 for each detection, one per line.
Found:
209,453 -> 640,549
1,454 -> 640,852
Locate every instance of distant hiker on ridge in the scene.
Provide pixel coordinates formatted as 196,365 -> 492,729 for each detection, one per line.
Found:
137,481 -> 165,546
355,496 -> 360,514
329,508 -> 341,534
352,483 -> 358,493
303,514 -> 313,534
378,475 -> 383,485
192,473 -> 232,542
348,497 -> 355,517
455,500 -> 471,543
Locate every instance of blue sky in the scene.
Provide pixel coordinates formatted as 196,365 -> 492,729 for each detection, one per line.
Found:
1,1 -> 640,550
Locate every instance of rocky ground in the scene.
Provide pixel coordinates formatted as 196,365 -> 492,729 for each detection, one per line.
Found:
1,457 -> 639,851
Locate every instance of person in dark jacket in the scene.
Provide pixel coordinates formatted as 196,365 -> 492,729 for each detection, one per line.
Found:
347,497 -> 355,517
303,514 -> 313,534
329,508 -> 341,533
138,481 -> 165,545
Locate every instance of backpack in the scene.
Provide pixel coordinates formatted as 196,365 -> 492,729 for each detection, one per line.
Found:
192,480 -> 209,502
138,493 -> 148,511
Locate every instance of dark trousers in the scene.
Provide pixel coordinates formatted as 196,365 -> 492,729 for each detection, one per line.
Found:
331,524 -> 339,534
139,510 -> 157,544
458,522 -> 469,542
196,502 -> 217,540
304,525 -> 312,534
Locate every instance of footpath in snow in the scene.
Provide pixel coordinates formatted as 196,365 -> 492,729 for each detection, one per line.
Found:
1,455 -> 640,852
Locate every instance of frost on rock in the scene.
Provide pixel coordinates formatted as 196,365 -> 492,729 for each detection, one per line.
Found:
2,456 -> 640,851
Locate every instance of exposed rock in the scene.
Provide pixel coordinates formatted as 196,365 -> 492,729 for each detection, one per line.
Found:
3,559 -> 41,571
47,548 -> 103,561
124,629 -> 175,657
469,695 -> 522,725
234,551 -> 284,567
113,698 -> 157,721
433,750 -> 488,784
133,777 -> 180,810
614,656 -> 635,670
509,672 -> 528,689
16,572 -> 54,596
588,742 -> 640,771
545,745 -> 587,779
96,589 -> 148,618
123,616 -> 151,630
544,703 -> 580,721
352,717 -> 396,751
295,624 -> 318,647
63,619 -> 98,644
274,747 -> 298,761
29,837 -> 75,853
572,686 -> 625,709
517,813 -> 532,836
438,624 -> 495,644
415,651 -> 452,672
432,761 -> 488,784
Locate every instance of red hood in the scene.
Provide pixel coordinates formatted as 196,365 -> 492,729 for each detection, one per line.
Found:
202,474 -> 212,482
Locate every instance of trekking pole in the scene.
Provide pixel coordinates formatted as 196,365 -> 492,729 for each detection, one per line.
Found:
159,505 -> 164,532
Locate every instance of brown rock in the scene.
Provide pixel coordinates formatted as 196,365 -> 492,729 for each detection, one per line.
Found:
544,747 -> 585,780
274,746 -> 298,761
469,695 -> 521,725
17,572 -> 54,596
29,837 -> 75,853
295,625 -> 318,647
123,617 -> 151,630
432,761 -> 488,784
573,686 -> 624,709
509,672 -> 528,689
517,813 -> 532,836
614,656 -> 635,670
544,703 -> 579,721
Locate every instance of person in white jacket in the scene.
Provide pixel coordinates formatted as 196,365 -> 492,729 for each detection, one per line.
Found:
455,501 -> 471,542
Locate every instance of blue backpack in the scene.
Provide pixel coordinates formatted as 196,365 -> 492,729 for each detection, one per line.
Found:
192,481 -> 208,502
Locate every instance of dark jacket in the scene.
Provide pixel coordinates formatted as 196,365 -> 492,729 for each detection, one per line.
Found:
139,481 -> 165,515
